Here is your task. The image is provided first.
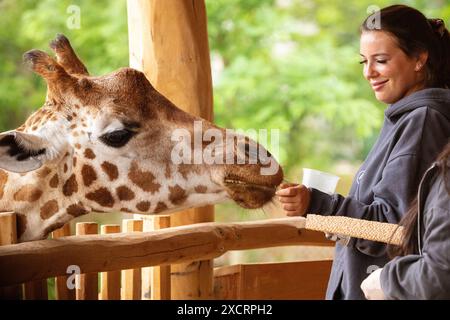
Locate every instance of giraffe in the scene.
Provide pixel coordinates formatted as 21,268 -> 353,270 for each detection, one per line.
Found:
0,35 -> 283,242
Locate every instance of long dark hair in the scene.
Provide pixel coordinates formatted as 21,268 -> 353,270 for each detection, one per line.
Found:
389,142 -> 450,257
361,5 -> 450,89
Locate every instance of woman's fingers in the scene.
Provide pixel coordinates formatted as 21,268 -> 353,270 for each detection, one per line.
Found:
285,210 -> 301,217
276,186 -> 300,196
276,184 -> 311,217
277,195 -> 299,203
279,182 -> 298,188
282,203 -> 300,211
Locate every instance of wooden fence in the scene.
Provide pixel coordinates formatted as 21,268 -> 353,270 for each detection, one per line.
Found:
0,212 -> 333,300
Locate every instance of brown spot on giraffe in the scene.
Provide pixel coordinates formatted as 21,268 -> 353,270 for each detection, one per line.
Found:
75,143 -> 82,149
49,174 -> 59,188
70,124 -> 77,129
14,185 -> 43,202
73,157 -> 77,168
81,165 -> 97,187
0,170 -> 8,199
169,185 -> 187,205
37,167 -> 51,178
136,201 -> 151,212
178,164 -> 202,180
16,214 -> 27,239
40,200 -> 59,219
116,186 -> 135,201
63,174 -> 78,197
195,185 -> 208,193
120,207 -> 133,213
128,162 -> 161,193
67,203 -> 88,217
101,162 -> 119,181
86,188 -> 114,208
63,163 -> 68,173
84,148 -> 96,159
154,202 -> 168,213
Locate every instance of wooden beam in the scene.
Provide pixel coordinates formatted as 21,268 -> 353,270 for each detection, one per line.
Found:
0,217 -> 331,286
127,0 -> 214,299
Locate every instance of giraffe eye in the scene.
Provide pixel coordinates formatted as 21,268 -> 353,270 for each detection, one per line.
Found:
99,129 -> 134,148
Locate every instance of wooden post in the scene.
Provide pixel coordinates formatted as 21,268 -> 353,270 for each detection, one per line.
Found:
127,0 -> 215,299
100,225 -> 121,300
121,219 -> 143,300
52,224 -> 75,300
151,216 -> 171,300
75,222 -> 98,300
0,212 -> 22,299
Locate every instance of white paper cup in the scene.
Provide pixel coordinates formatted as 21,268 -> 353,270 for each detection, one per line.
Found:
302,168 -> 340,194
302,168 -> 349,245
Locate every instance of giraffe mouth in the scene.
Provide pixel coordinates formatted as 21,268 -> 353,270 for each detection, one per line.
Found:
223,177 -> 278,209
224,178 -> 276,192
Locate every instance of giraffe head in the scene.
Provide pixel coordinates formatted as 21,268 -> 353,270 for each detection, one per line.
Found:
0,35 -> 283,242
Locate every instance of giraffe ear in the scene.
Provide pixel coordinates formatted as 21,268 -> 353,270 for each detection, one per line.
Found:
0,131 -> 47,173
23,49 -> 76,100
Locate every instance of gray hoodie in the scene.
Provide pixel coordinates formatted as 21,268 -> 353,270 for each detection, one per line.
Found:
306,88 -> 450,300
381,159 -> 450,299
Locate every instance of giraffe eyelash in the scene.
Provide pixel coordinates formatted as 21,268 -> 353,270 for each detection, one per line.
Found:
99,129 -> 135,148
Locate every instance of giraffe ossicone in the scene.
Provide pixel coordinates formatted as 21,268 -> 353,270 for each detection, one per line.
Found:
0,34 -> 283,242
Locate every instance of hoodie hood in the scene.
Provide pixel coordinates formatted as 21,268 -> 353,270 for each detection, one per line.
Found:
385,88 -> 450,120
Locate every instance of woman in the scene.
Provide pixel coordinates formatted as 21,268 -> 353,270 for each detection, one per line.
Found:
361,142 -> 450,299
277,5 -> 450,299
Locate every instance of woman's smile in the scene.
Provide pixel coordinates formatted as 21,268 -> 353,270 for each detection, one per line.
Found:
371,79 -> 389,91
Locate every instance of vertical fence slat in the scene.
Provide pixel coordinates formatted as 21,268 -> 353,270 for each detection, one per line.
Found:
100,224 -> 121,300
121,219 -> 143,300
134,214 -> 152,300
76,222 -> 98,300
52,223 -> 75,300
0,212 -> 22,299
23,280 -> 48,300
151,216 -> 171,300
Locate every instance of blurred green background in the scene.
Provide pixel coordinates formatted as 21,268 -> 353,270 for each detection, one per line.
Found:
1,0 -> 449,298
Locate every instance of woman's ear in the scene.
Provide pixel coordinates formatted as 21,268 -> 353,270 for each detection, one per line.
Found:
415,51 -> 429,71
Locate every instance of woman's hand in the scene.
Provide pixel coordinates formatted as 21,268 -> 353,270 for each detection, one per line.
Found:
360,268 -> 386,300
276,183 -> 311,216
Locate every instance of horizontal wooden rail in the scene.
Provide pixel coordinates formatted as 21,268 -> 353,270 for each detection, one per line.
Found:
0,217 -> 331,286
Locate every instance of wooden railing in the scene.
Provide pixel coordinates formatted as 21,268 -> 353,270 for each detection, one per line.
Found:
0,212 -> 333,300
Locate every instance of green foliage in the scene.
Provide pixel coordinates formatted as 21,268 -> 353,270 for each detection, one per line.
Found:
0,0 -> 128,131
206,0 -> 450,178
